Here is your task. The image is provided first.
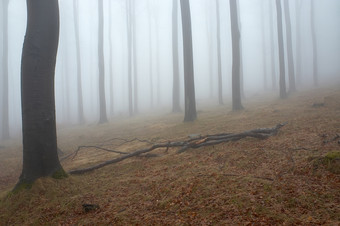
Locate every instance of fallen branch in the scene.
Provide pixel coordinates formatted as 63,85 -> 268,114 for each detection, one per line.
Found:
69,123 -> 287,175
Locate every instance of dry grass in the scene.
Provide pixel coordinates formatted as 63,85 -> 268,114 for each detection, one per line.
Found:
0,87 -> 340,225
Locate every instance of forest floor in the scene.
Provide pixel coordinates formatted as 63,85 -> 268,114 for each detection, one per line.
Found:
0,86 -> 340,225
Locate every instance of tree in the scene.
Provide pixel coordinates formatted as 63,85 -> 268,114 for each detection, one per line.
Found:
132,0 -> 138,114
269,0 -> 277,90
283,0 -> 296,92
17,0 -> 66,187
98,0 -> 108,123
108,0 -> 114,115
172,0 -> 181,112
180,0 -> 197,122
126,0 -> 133,116
311,0 -> 318,86
295,0 -> 302,85
261,1 -> 268,90
216,0 -> 223,105
73,0 -> 85,124
229,0 -> 243,111
276,0 -> 287,98
147,1 -> 154,108
1,0 -> 10,140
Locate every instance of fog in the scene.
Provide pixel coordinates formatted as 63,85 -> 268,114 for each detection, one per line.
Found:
1,0 -> 340,138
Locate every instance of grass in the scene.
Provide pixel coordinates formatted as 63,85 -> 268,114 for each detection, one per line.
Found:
0,87 -> 339,225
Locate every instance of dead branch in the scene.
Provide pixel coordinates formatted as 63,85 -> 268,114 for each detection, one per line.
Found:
69,123 -> 287,175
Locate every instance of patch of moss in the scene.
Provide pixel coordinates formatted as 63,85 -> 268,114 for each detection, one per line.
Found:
11,181 -> 33,194
52,168 -> 68,179
314,151 -> 340,174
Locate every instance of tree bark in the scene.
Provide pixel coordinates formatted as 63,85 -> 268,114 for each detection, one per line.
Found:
172,0 -> 181,112
180,0 -> 197,122
283,0 -> 296,92
19,0 -> 65,184
276,0 -> 287,99
216,0 -> 223,105
261,2 -> 268,90
108,0 -> 114,116
1,0 -> 10,140
295,0 -> 302,86
230,0 -> 243,111
73,0 -> 85,124
269,0 -> 277,90
98,0 -> 108,123
132,0 -> 138,114
311,0 -> 318,86
126,0 -> 133,116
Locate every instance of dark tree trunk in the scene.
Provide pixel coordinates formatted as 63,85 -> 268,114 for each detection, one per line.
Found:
276,0 -> 287,98
73,0 -> 85,124
126,0 -> 133,116
283,0 -> 296,92
1,0 -> 10,140
229,0 -> 243,111
98,0 -> 108,123
180,0 -> 197,122
216,0 -> 223,105
172,0 -> 181,112
269,0 -> 277,90
311,0 -> 318,86
295,0 -> 302,85
132,0 -> 138,114
18,0 -> 65,185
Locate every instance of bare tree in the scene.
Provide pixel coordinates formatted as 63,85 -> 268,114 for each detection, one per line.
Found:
132,0 -> 138,114
283,0 -> 296,92
18,0 -> 66,187
229,0 -> 243,110
216,0 -> 223,105
269,0 -> 277,90
261,1 -> 268,90
276,0 -> 287,98
295,0 -> 302,85
98,0 -> 108,123
126,0 -> 133,116
73,0 -> 85,124
108,0 -> 114,115
311,0 -> 318,86
172,0 -> 181,112
1,0 -> 10,140
180,0 -> 197,122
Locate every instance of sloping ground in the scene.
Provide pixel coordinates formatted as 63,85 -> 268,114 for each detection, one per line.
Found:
0,87 -> 339,225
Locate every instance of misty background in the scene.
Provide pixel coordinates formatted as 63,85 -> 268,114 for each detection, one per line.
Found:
1,0 -> 340,138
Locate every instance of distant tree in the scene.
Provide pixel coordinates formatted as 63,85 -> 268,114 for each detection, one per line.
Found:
261,2 -> 268,90
269,0 -> 277,90
295,0 -> 302,85
276,0 -> 287,98
180,0 -> 197,122
1,0 -> 10,140
126,0 -> 133,116
216,0 -> 223,105
311,0 -> 318,86
172,0 -> 181,112
98,0 -> 108,123
132,0 -> 138,114
73,0 -> 85,124
205,0 -> 214,99
229,0 -> 243,110
18,0 -> 66,187
147,1 -> 154,108
283,0 -> 296,92
108,0 -> 114,115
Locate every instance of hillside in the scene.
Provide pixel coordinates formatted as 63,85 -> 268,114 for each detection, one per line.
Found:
0,87 -> 339,225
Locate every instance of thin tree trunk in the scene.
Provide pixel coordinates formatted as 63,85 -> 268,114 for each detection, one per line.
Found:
126,0 -> 133,116
276,0 -> 287,98
261,2 -> 268,90
19,0 -> 65,185
216,0 -> 223,105
269,0 -> 277,90
98,0 -> 108,123
73,0 -> 84,124
295,0 -> 302,86
172,0 -> 181,112
132,0 -> 138,114
109,0 -> 114,116
148,2 -> 154,108
284,0 -> 296,92
311,0 -> 318,86
230,0 -> 243,111
180,0 -> 197,122
1,0 -> 10,140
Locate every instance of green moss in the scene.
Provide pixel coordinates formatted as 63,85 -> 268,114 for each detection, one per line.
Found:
324,151 -> 340,161
11,181 -> 33,194
52,168 -> 68,179
314,151 -> 340,174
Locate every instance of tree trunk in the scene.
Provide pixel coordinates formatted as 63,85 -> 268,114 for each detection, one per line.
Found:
180,0 -> 197,122
126,0 -> 133,116
261,2 -> 268,90
311,0 -> 318,86
283,0 -> 296,92
295,0 -> 302,86
1,0 -> 10,140
172,0 -> 181,112
73,0 -> 85,124
98,0 -> 108,123
147,2 -> 154,108
216,0 -> 223,105
276,0 -> 287,99
269,0 -> 277,90
18,0 -> 65,185
132,0 -> 138,114
109,0 -> 114,116
229,0 -> 243,111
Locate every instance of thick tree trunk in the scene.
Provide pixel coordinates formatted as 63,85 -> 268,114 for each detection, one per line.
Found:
73,0 -> 85,124
283,0 -> 296,92
98,0 -> 108,123
276,0 -> 287,99
216,0 -> 223,105
180,0 -> 197,122
172,0 -> 181,112
1,0 -> 10,140
230,0 -> 243,111
19,0 -> 65,184
311,0 -> 318,86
